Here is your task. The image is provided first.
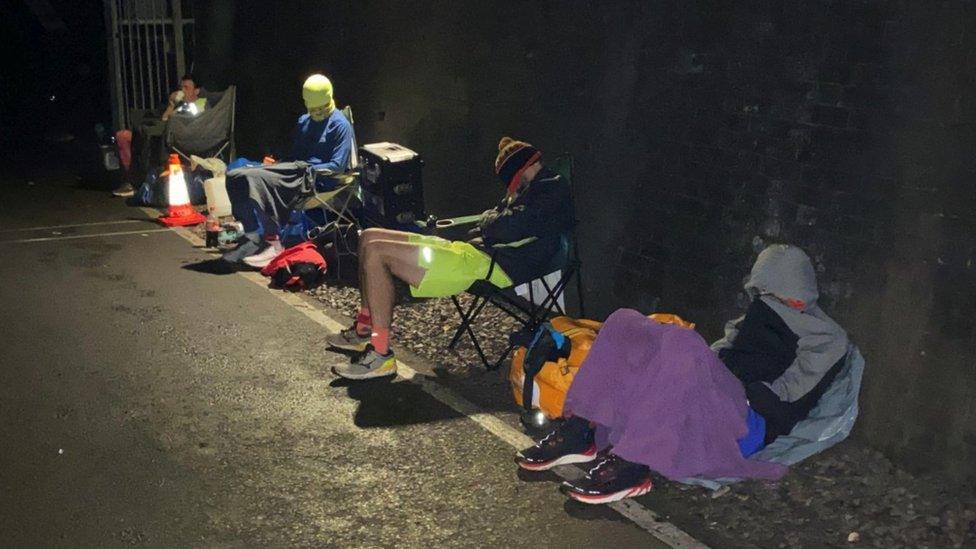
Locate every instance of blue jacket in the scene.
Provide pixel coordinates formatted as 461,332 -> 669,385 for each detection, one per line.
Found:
289,109 -> 354,187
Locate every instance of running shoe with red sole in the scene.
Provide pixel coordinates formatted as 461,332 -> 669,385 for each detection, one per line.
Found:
515,416 -> 597,472
560,453 -> 653,504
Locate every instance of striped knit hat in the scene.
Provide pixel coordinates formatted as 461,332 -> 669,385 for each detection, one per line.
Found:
494,137 -> 541,195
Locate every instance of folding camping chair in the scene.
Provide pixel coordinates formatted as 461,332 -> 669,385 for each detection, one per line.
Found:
447,153 -> 584,370
299,106 -> 362,277
165,86 -> 237,162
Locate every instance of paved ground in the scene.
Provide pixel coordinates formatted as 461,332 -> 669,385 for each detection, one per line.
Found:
0,170 -> 670,546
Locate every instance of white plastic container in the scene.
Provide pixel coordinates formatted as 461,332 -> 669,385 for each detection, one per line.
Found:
203,175 -> 232,217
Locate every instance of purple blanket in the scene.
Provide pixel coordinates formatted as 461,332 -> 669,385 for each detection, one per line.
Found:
563,309 -> 787,481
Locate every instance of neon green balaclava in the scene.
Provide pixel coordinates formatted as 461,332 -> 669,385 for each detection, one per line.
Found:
302,74 -> 336,122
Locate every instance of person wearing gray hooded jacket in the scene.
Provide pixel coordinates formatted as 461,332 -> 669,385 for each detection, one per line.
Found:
514,244 -> 849,503
711,244 -> 849,443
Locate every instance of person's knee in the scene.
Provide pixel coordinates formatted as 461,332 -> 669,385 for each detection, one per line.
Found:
360,228 -> 383,246
365,241 -> 406,275
361,228 -> 403,244
361,238 -> 386,267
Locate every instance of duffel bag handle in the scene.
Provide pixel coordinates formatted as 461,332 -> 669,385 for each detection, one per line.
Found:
521,323 -> 571,412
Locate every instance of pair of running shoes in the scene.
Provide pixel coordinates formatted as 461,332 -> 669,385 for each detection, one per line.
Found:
328,326 -> 651,504
516,415 -> 653,504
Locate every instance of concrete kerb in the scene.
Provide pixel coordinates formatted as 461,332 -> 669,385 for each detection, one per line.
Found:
141,206 -> 707,549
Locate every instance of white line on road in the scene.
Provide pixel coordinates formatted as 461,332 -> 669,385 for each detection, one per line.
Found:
2,228 -> 173,244
157,218 -> 708,549
0,219 -> 147,233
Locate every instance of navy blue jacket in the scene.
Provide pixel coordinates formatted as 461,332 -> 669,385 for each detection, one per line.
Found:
479,166 -> 575,284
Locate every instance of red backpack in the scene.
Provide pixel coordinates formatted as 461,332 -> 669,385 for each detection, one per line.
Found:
260,241 -> 328,290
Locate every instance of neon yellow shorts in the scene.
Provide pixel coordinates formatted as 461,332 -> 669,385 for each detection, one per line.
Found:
407,234 -> 513,298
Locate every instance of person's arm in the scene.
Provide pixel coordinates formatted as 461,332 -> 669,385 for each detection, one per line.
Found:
710,315 -> 744,353
283,119 -> 303,162
766,324 -> 849,403
161,90 -> 179,121
481,176 -> 571,245
308,121 -> 353,174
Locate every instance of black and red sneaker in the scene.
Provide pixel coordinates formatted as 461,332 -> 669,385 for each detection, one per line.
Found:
559,453 -> 652,504
515,416 -> 597,472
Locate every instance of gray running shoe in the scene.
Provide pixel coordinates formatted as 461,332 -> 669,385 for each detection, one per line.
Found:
333,347 -> 397,380
326,326 -> 371,352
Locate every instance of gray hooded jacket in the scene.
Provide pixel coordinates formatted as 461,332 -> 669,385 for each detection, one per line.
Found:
711,245 -> 849,403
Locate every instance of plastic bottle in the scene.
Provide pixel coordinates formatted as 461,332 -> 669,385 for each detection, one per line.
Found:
205,213 -> 221,248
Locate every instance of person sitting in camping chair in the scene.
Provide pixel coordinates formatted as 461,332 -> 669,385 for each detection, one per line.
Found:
515,244 -> 851,504
162,73 -> 208,121
222,74 -> 354,267
112,74 -> 210,198
327,137 -> 575,380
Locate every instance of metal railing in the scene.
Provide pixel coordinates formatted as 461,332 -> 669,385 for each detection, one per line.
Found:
104,0 -> 195,129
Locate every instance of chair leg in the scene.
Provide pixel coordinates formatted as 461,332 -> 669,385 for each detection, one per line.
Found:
489,343 -> 516,371
538,277 -> 566,315
331,225 -> 342,281
449,295 -> 499,370
448,295 -> 478,349
468,325 -> 492,370
484,292 -> 533,327
449,294 -> 489,349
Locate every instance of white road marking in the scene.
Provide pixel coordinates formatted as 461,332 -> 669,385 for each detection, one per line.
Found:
0,219 -> 146,232
2,228 -> 172,244
155,216 -> 708,549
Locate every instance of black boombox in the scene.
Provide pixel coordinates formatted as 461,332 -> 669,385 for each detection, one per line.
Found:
359,142 -> 425,230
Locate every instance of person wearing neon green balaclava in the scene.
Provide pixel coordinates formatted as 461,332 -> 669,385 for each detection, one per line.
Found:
222,73 -> 354,267
303,73 -> 335,122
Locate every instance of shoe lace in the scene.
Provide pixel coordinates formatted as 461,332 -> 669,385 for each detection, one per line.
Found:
586,454 -> 621,479
537,430 -> 564,448
536,420 -> 582,448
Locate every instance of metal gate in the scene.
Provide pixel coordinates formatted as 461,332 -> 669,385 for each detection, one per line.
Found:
103,0 -> 195,130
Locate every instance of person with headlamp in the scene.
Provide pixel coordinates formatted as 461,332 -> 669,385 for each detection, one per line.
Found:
161,74 -> 207,121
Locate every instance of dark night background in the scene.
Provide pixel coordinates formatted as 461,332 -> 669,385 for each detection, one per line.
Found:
1,1 -> 110,165
3,0 -> 975,488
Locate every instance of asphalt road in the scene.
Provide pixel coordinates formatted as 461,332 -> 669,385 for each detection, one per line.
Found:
0,171 -> 669,546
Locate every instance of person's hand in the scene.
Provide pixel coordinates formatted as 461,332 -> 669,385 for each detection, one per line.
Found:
478,208 -> 499,231
468,236 -> 484,246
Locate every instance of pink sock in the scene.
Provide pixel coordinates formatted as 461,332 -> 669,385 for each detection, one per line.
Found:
355,308 -> 371,335
371,327 -> 390,355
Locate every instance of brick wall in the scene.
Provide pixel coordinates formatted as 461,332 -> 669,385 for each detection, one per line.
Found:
195,0 -> 976,483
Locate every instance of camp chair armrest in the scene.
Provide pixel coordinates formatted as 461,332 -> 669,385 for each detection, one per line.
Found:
488,236 -> 538,249
307,166 -> 338,178
302,166 -> 360,195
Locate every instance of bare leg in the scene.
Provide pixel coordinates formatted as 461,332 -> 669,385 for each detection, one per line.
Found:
357,228 -> 411,308
361,240 -> 427,329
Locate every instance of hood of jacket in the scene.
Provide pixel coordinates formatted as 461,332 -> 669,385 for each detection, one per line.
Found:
712,244 -> 850,403
744,244 -> 818,312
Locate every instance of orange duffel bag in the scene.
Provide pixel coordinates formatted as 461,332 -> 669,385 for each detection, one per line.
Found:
509,313 -> 695,419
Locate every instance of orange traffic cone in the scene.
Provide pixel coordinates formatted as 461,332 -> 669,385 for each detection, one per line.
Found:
159,154 -> 206,226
